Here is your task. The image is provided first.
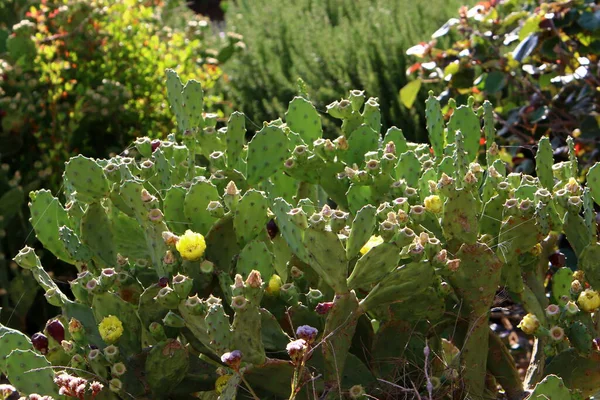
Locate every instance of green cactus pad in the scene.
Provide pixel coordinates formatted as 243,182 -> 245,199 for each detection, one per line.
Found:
347,242 -> 400,290
563,211 -> 592,258
234,190 -> 268,246
442,189 -> 479,244
346,185 -> 373,215
359,261 -> 435,311
303,227 -> 348,293
586,163 -> 600,207
58,226 -> 92,263
93,293 -> 143,354
425,92 -> 445,158
271,198 -> 310,264
496,215 -> 542,264
346,204 -> 377,259
383,126 -> 408,155
225,112 -> 247,171
395,150 -> 421,188
536,137 -> 555,190
262,172 -> 297,204
343,124 -> 379,166
372,321 -> 426,379
5,349 -> 58,397
151,148 -> 174,190
81,202 -> 117,268
205,303 -> 232,355
0,330 -> 32,374
579,243 -> 600,293
29,190 -> 74,263
285,96 -> 323,145
163,185 -> 189,235
166,69 -> 204,132
568,321 -> 593,355
552,268 -> 573,306
545,349 -> 600,397
246,125 -> 289,185
260,309 -> 292,351
447,104 -> 480,162
529,374 -> 572,400
231,303 -> 266,365
64,155 -> 110,202
111,211 -> 152,260
236,240 -> 275,279
204,216 -> 241,273
145,339 -> 190,397
184,180 -> 220,235
322,291 -> 359,388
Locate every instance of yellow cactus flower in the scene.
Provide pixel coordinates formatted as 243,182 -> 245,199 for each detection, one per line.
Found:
518,313 -> 539,335
215,374 -> 231,394
266,274 -> 283,296
578,289 -> 600,312
175,230 -> 206,261
99,315 -> 124,343
360,235 -> 383,255
424,195 -> 443,214
530,243 -> 542,257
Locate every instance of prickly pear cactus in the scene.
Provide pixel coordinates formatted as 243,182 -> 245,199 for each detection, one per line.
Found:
3,70 -> 600,399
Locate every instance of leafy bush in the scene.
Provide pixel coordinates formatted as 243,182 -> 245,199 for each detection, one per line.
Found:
405,0 -> 600,172
2,69 -> 600,399
0,0 -> 231,332
221,0 -> 469,142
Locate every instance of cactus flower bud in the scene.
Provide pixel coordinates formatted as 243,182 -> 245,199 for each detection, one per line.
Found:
565,301 -> 579,315
446,259 -> 461,272
140,189 -> 155,203
308,212 -> 326,230
571,280 -> 583,295
61,340 -> 75,355
296,325 -> 318,344
104,344 -> 119,362
549,326 -> 565,341
578,289 -> 600,312
207,201 -> 225,218
565,177 -> 581,195
573,270 -> 585,282
348,90 -> 365,111
68,318 -> 85,343
409,205 -> 426,222
286,339 -> 308,362
175,230 -> 206,261
221,350 -> 243,369
384,141 -> 396,155
284,158 -> 296,169
155,286 -> 180,309
162,311 -> 186,328
111,362 -> 127,377
13,246 -> 39,270
246,270 -> 263,289
334,136 -> 349,151
231,295 -> 248,310
163,250 -> 176,265
288,207 -> 308,229
172,274 -> 193,299
330,210 -> 348,232
185,295 -> 207,316
379,220 -> 397,241
280,283 -> 300,305
266,274 -> 283,296
518,313 -> 540,335
162,231 -> 179,246
424,195 -> 443,214
545,304 -> 560,320
109,378 -> 123,393
307,288 -> 324,308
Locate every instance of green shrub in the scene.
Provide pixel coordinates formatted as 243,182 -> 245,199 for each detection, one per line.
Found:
404,0 -> 600,171
221,0 -> 468,142
0,0 -> 231,332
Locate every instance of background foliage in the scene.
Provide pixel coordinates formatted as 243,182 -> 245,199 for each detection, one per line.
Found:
0,0 -> 230,332
221,0 -> 470,142
405,0 -> 600,173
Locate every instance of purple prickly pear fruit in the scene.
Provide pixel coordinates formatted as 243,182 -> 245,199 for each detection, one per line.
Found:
315,302 -> 334,315
549,252 -> 566,268
31,332 -> 49,354
266,219 -> 279,239
158,277 -> 169,288
45,319 -> 65,343
151,139 -> 161,152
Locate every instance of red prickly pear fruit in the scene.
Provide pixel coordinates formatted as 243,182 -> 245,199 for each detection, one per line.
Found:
549,252 -> 566,268
151,139 -> 161,152
31,332 -> 49,354
45,319 -> 65,343
315,302 -> 334,315
266,219 -> 279,239
158,277 -> 169,288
